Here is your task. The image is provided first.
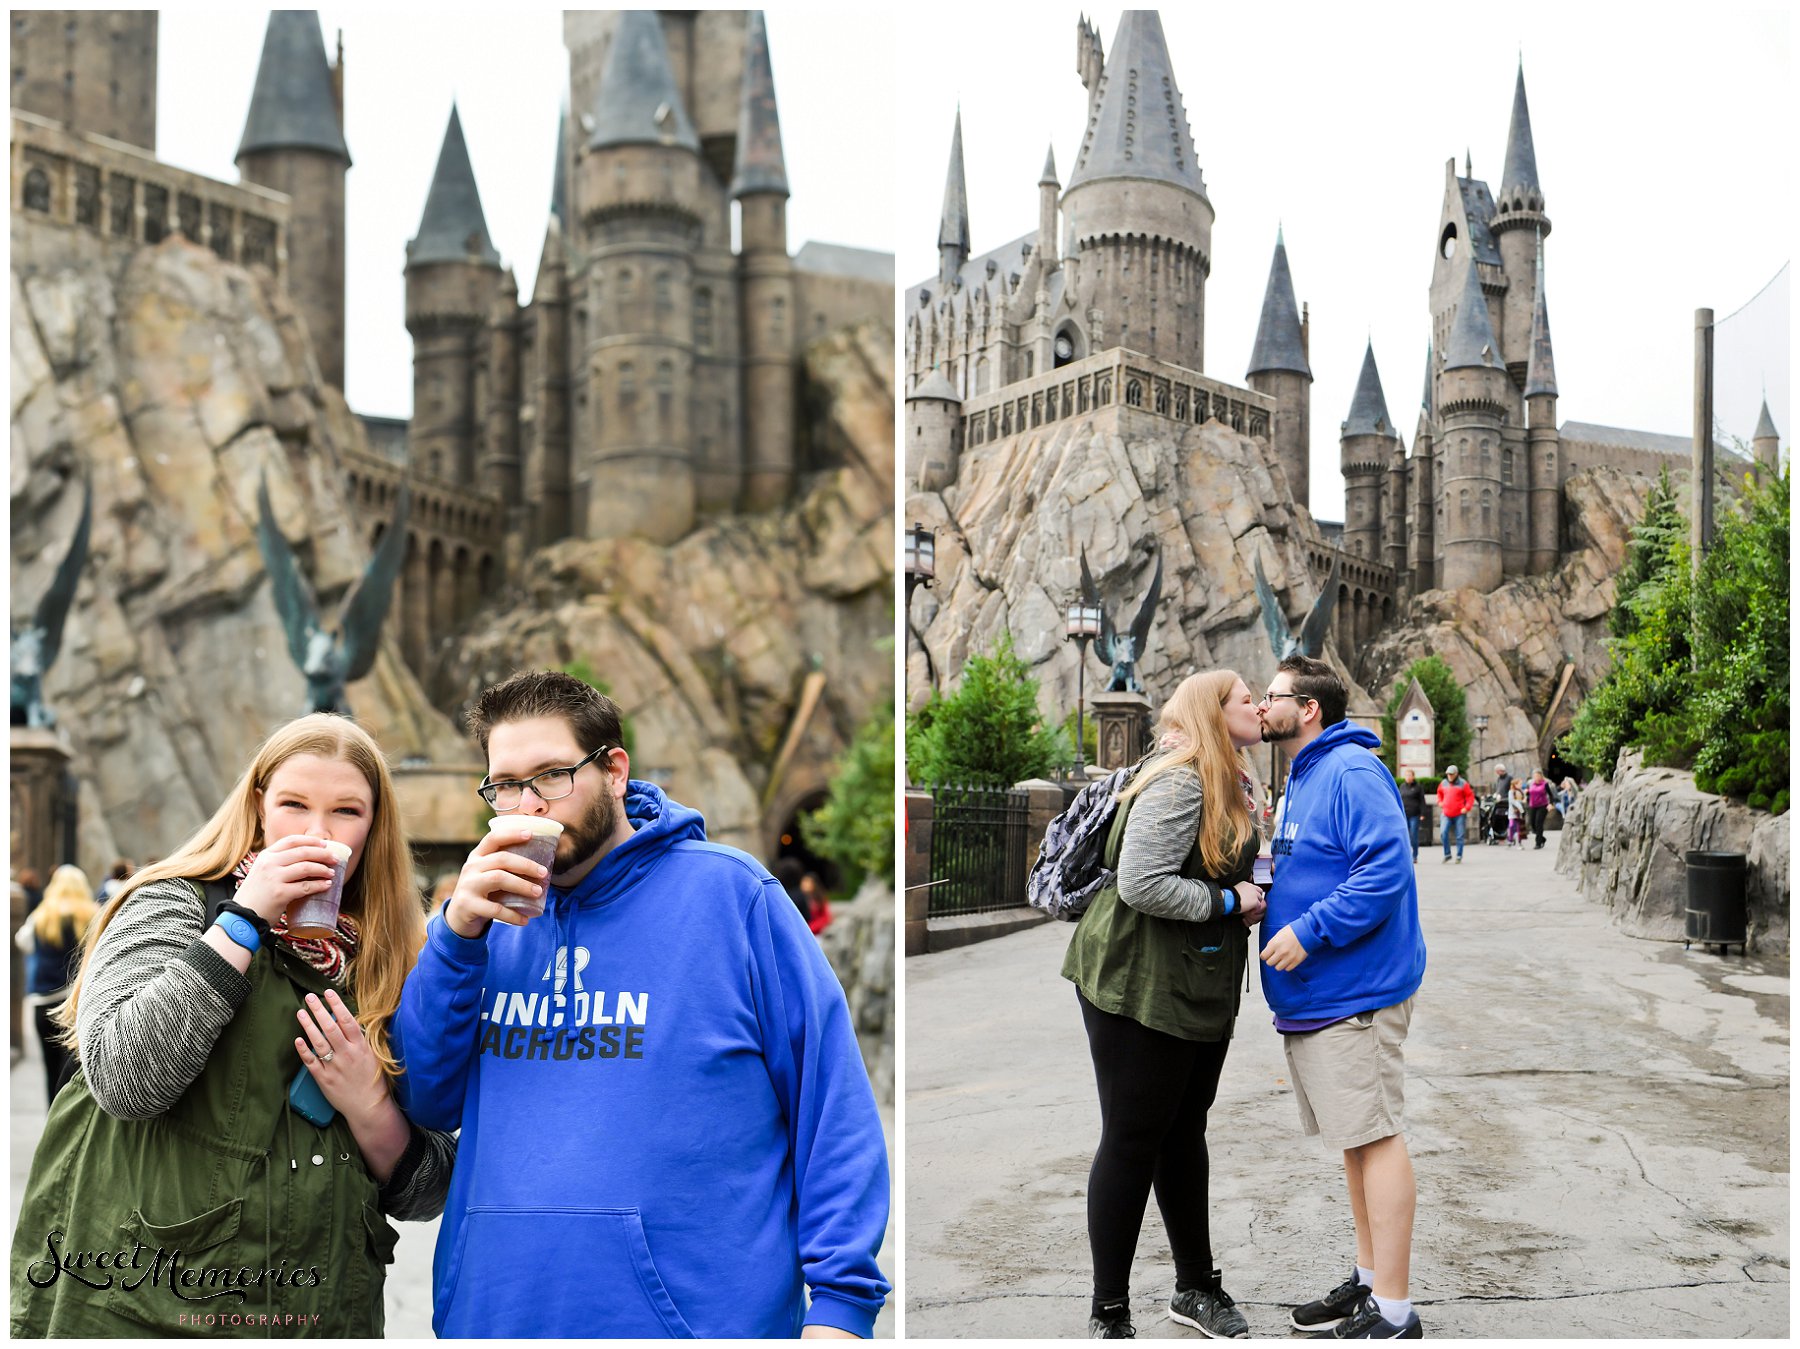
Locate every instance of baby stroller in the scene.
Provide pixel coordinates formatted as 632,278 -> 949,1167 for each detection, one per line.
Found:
1477,794 -> 1508,845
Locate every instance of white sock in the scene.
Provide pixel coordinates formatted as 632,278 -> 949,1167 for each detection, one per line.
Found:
1373,1294 -> 1412,1327
1355,1265 -> 1375,1289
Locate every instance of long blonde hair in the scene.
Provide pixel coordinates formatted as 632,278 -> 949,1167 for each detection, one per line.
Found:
1117,670 -> 1257,877
57,714 -> 424,1082
32,864 -> 99,946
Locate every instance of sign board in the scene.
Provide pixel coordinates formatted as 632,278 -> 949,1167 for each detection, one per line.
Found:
1397,708 -> 1434,773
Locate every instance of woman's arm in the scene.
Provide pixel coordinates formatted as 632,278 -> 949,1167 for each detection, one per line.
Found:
377,1124 -> 459,1222
1115,770 -> 1229,922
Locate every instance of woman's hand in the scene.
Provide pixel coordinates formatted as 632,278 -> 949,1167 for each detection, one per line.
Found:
237,835 -> 340,928
295,989 -> 388,1125
1232,881 -> 1267,925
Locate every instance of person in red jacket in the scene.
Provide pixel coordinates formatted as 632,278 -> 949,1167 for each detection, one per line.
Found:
1436,765 -> 1475,864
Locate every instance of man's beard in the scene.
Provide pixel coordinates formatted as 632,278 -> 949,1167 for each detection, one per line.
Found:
551,787 -> 622,880
1260,715 -> 1301,744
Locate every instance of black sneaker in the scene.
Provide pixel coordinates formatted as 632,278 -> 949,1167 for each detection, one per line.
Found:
1289,1271 -> 1370,1332
1088,1314 -> 1136,1338
1311,1293 -> 1422,1339
1168,1270 -> 1248,1338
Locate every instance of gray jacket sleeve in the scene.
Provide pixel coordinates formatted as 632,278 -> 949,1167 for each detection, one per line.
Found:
1115,768 -> 1226,922
377,1122 -> 459,1221
75,877 -> 251,1121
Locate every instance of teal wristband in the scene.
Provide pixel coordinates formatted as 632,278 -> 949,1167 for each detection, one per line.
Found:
214,911 -> 261,954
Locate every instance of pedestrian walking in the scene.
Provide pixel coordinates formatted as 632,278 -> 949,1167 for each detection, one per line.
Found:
1258,655 -> 1428,1339
10,714 -> 456,1336
1506,781 -> 1526,847
1558,777 -> 1578,822
1526,770 -> 1552,849
96,858 -> 133,903
1062,670 -> 1269,1339
1435,766 -> 1474,863
800,871 -> 835,936
13,864 -> 98,1105
1397,769 -> 1426,864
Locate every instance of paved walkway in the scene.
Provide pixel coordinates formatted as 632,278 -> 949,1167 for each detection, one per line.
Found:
905,835 -> 1789,1337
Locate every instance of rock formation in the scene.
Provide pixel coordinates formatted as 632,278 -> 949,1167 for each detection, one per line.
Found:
1556,750 -> 1789,954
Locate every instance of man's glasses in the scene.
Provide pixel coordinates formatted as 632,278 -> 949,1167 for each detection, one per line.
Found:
478,745 -> 612,811
1259,692 -> 1313,707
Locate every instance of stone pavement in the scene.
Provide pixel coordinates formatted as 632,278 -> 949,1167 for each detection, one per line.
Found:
12,1038 -> 895,1338
905,834 -> 1789,1337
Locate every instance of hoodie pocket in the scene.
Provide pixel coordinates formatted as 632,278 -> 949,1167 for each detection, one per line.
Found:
443,1206 -> 696,1337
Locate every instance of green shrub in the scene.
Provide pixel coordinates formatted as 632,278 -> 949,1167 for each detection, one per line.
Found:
906,633 -> 1069,787
801,701 -> 895,894
1379,654 -> 1471,777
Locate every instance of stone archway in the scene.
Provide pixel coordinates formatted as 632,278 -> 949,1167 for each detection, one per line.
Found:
765,782 -> 842,894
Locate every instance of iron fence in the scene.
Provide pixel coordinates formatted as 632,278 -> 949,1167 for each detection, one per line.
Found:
927,784 -> 1030,917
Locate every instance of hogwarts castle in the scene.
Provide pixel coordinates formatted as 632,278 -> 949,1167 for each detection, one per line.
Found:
13,9 -> 892,679
905,11 -> 1774,660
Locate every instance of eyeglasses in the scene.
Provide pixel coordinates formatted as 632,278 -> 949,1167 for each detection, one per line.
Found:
478,745 -> 612,811
1259,692 -> 1313,707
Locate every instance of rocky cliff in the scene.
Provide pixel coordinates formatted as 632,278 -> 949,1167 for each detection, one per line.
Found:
1556,750 -> 1789,954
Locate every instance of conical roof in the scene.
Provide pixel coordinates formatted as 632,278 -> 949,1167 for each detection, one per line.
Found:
236,11 -> 349,164
1247,229 -> 1310,379
1040,143 -> 1059,186
938,109 -> 970,254
1444,254 -> 1503,371
549,105 -> 569,231
1499,61 -> 1541,201
407,105 -> 500,268
1066,11 -> 1203,196
1421,341 -> 1434,412
1343,341 -> 1395,438
1754,397 -> 1780,442
908,368 -> 960,402
1524,235 -> 1557,397
588,10 -> 699,152
729,11 -> 788,198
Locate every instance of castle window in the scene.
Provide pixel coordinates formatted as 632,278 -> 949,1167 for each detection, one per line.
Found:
770,296 -> 785,341
655,360 -> 673,429
1481,489 -> 1493,530
1125,380 -> 1142,407
1502,448 -> 1513,484
618,267 -> 634,298
23,167 -> 50,214
178,192 -> 202,243
974,355 -> 990,395
1153,386 -> 1168,415
74,164 -> 100,228
619,362 -> 635,401
208,203 -> 232,259
694,289 -> 713,351
108,173 -> 134,237
654,270 -> 672,327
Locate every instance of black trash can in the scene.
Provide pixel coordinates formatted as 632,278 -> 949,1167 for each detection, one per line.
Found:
1684,850 -> 1748,955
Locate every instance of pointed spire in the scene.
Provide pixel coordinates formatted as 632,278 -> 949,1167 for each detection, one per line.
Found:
1444,253 -> 1503,371
1421,341 -> 1434,410
1247,230 -> 1310,379
729,11 -> 788,199
236,11 -> 349,164
1754,397 -> 1779,442
549,104 -> 569,231
1524,233 -> 1557,397
1066,11 -> 1203,195
408,105 -> 500,268
1343,341 -> 1395,438
533,216 -> 567,302
588,10 -> 699,152
1464,148 -> 1472,179
1040,143 -> 1059,186
938,108 -> 970,255
1499,60 -> 1541,202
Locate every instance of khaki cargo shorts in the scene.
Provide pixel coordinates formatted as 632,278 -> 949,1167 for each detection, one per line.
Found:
1282,996 -> 1415,1151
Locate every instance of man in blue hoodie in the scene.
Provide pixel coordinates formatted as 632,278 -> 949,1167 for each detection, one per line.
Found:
1258,655 -> 1427,1340
392,671 -> 890,1338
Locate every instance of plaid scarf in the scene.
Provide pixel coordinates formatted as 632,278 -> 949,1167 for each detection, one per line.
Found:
231,852 -> 358,983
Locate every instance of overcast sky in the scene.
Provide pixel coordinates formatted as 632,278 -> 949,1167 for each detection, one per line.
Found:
898,5 -> 1792,521
156,6 -> 896,421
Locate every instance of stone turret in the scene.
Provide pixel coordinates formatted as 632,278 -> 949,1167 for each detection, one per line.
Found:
1438,253 -> 1510,591
731,10 -> 795,515
405,104 -> 502,492
1408,343 -> 1437,594
481,268 -> 522,508
1037,144 -> 1061,283
906,367 -> 962,493
937,109 -> 971,289
1523,233 -> 1560,574
1061,10 -> 1213,372
1340,341 -> 1399,562
528,213 -> 572,548
236,11 -> 351,389
1246,228 -> 1312,507
577,8 -> 705,545
1490,61 -> 1551,395
1752,399 -> 1781,481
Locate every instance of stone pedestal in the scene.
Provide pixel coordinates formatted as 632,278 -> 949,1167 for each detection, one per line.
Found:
1090,691 -> 1152,770
904,790 -> 933,957
11,728 -> 74,1054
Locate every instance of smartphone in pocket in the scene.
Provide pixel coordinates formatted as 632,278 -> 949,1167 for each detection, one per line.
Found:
288,1065 -> 337,1127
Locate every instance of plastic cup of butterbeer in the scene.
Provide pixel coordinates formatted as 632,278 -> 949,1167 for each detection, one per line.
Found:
487,816 -> 562,917
286,839 -> 353,938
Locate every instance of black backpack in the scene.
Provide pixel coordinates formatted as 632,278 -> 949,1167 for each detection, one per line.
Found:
1025,763 -> 1139,921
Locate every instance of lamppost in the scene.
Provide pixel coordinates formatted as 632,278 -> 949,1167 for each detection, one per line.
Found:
1066,600 -> 1103,777
904,523 -> 936,610
1471,713 -> 1488,778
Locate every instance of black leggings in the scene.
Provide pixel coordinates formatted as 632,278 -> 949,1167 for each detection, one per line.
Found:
1528,804 -> 1548,844
1079,991 -> 1232,1301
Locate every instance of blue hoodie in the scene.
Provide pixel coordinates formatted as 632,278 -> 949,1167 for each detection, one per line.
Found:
391,782 -> 890,1338
1262,722 -> 1426,1021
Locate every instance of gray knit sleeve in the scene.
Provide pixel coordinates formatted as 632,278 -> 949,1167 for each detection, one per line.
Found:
75,878 -> 250,1121
1115,768 -> 1224,922
378,1124 -> 459,1221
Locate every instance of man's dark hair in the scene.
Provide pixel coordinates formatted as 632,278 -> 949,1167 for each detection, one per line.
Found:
467,670 -> 625,758
1276,654 -> 1348,727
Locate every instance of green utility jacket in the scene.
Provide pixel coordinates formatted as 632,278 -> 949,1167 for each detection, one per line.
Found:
1063,783 -> 1260,1041
11,885 -> 398,1338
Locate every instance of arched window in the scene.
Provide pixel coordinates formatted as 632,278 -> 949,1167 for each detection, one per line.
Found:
655,360 -> 674,430
1125,380 -> 1143,407
23,167 -> 50,213
974,355 -> 990,394
1153,386 -> 1168,415
694,289 -> 713,351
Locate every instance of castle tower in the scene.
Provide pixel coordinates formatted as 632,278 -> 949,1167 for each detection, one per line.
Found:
1523,233 -> 1560,574
1752,399 -> 1782,481
528,214 -> 572,548
11,11 -> 157,151
906,368 -> 962,493
481,268 -> 522,508
1340,341 -> 1399,562
236,12 -> 351,389
1061,10 -> 1213,372
1408,343 -> 1437,594
404,104 -> 502,491
1438,253 -> 1510,591
730,10 -> 795,514
1037,145 -> 1061,283
577,9 -> 705,545
1246,229 -> 1313,507
937,110 -> 970,289
1490,61 -> 1551,391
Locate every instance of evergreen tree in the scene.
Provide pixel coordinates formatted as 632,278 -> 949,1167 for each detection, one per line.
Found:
906,633 -> 1069,787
